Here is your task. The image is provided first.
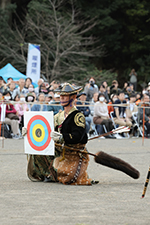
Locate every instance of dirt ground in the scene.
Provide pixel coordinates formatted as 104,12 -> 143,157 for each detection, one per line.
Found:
0,137 -> 150,225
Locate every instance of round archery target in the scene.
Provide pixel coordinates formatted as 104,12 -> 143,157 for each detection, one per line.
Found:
27,115 -> 51,151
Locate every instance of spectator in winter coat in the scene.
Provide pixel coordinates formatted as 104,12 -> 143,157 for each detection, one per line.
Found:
31,93 -> 47,111
107,94 -> 118,117
138,94 -> 150,138
0,76 -> 8,94
93,93 -> 114,137
84,77 -> 98,102
14,94 -> 29,127
76,92 -> 91,133
1,91 -> 20,139
110,80 -> 121,96
112,91 -> 132,128
12,78 -> 28,100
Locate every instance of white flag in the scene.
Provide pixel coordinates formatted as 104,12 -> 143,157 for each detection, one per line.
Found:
26,43 -> 41,84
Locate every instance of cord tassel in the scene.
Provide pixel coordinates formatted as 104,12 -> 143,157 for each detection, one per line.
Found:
59,144 -> 65,161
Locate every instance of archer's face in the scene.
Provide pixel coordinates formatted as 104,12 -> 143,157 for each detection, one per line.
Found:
60,95 -> 70,106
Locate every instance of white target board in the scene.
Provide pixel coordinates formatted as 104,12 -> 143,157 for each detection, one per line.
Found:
24,111 -> 54,155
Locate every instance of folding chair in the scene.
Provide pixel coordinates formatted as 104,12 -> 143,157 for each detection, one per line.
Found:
88,114 -> 99,137
102,124 -> 108,133
110,111 -> 117,129
110,111 -> 129,138
132,112 -> 143,137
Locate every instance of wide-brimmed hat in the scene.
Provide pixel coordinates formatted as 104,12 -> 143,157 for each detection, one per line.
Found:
54,83 -> 82,95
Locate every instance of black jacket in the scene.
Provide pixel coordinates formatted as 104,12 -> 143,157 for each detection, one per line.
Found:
61,110 -> 88,144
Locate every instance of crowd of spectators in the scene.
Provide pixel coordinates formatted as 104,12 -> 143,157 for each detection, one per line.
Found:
0,68 -> 150,139
83,76 -> 150,138
0,77 -> 61,139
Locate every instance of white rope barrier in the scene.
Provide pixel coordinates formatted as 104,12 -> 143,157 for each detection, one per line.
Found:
0,100 -> 149,108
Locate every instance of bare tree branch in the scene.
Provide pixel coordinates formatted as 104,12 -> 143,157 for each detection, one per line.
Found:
0,0 -> 103,82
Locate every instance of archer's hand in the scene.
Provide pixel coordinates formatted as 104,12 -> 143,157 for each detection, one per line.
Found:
22,127 -> 27,136
51,131 -> 63,143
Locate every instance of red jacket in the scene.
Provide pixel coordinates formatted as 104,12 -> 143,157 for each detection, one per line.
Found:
0,104 -> 17,116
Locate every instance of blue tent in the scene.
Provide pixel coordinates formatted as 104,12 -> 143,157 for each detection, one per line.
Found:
0,63 -> 26,82
0,63 -> 38,87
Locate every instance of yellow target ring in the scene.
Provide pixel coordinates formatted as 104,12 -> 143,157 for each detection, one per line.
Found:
32,124 -> 45,142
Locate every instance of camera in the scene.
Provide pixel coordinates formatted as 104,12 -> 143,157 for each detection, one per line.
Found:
90,80 -> 94,87
127,88 -> 131,92
110,85 -> 115,90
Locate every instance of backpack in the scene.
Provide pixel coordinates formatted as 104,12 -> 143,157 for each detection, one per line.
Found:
0,124 -> 12,138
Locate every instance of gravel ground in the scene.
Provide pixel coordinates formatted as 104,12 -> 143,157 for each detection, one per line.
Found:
0,137 -> 150,225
